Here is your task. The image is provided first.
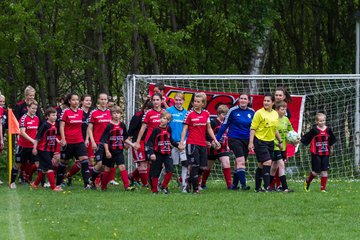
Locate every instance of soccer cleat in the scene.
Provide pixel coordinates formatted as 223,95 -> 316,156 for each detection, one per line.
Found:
255,188 -> 266,193
0,179 -> 3,185
84,184 -> 92,190
66,177 -> 72,186
199,185 -> 207,190
162,187 -> 170,194
43,182 -> 51,188
321,189 -> 328,193
52,186 -> 63,192
241,185 -> 251,191
182,186 -> 188,193
283,188 -> 294,193
193,189 -> 200,194
109,180 -> 119,185
125,186 -> 136,191
30,182 -> 38,190
228,184 -> 239,191
303,180 -> 310,192
9,182 -> 16,189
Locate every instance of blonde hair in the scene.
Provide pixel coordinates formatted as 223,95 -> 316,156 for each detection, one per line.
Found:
174,92 -> 185,100
160,111 -> 172,121
217,104 -> 229,115
110,105 -> 121,114
315,113 -> 326,121
195,92 -> 207,105
24,85 -> 35,97
27,100 -> 38,107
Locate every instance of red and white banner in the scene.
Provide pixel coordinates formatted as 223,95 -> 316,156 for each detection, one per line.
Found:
149,84 -> 305,157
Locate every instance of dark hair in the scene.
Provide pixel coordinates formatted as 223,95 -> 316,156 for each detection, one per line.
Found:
64,93 -> 78,107
275,86 -> 292,103
151,92 -> 163,101
154,82 -> 165,91
81,94 -> 92,102
45,107 -> 57,116
140,99 -> 152,111
264,93 -> 275,102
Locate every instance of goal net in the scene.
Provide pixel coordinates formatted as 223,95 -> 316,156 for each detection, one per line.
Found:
124,75 -> 359,180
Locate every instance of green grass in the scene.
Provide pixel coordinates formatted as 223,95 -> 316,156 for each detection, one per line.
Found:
0,179 -> 359,240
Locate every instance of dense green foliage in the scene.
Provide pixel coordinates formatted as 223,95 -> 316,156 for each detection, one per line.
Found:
0,0 -> 358,106
1,180 -> 360,239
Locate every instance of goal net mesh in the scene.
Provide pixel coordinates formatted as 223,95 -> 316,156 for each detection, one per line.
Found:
124,75 -> 357,180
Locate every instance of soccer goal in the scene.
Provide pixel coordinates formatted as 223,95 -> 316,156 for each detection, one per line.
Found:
124,75 -> 360,180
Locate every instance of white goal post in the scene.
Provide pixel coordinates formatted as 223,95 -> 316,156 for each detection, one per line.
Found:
124,74 -> 360,180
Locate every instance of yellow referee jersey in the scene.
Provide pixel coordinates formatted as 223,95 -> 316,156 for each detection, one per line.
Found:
251,108 -> 279,141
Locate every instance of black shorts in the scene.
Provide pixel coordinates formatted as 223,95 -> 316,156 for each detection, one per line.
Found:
208,152 -> 230,161
253,137 -> 274,163
273,150 -> 286,161
61,142 -> 88,161
94,143 -> 106,163
228,138 -> 249,159
38,150 -> 54,171
186,144 -> 208,168
16,146 -> 38,164
103,150 -> 125,168
150,153 -> 173,178
311,154 -> 329,173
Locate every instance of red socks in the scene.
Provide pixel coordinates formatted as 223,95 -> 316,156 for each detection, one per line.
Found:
307,172 -> 316,184
222,168 -> 232,188
47,171 -> 56,189
161,172 -> 173,189
120,170 -> 130,188
109,167 -> 116,181
131,168 -> 140,181
33,171 -> 45,186
101,171 -> 110,190
151,177 -> 159,193
321,176 -> 328,190
201,169 -> 211,186
67,162 -> 81,178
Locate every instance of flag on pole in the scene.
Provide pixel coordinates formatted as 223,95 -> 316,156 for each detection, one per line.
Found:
8,108 -> 20,134
7,108 -> 19,185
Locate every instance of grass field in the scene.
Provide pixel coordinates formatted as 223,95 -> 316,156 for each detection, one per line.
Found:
0,179 -> 359,240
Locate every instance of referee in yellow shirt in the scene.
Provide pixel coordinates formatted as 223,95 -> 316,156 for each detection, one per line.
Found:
248,93 -> 283,192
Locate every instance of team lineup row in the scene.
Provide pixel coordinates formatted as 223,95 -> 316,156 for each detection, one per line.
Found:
0,83 -> 336,193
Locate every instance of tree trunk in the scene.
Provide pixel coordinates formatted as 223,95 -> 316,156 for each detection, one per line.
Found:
139,0 -> 160,74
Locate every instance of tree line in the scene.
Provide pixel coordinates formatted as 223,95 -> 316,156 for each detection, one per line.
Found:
0,0 -> 358,107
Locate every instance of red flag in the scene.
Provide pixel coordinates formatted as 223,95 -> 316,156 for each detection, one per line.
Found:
8,108 -> 20,134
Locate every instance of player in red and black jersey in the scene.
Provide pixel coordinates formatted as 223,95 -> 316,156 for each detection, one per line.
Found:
30,107 -> 62,191
0,97 -> 4,154
134,93 -> 164,186
10,101 -> 40,188
146,112 -> 178,193
56,93 -> 91,189
86,93 -> 113,186
178,92 -> 220,194
65,94 -> 93,186
127,99 -> 153,187
201,105 -> 232,190
99,106 -> 135,191
301,113 -> 337,192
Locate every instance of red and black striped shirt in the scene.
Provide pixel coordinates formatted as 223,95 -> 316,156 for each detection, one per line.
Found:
207,118 -> 230,156
146,125 -> 178,155
100,122 -> 128,151
301,126 -> 337,156
36,121 -> 58,152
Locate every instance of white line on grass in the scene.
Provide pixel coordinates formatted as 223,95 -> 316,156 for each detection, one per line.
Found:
8,191 -> 26,240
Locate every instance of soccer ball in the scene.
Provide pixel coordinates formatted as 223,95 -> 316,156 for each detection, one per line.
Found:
286,131 -> 299,144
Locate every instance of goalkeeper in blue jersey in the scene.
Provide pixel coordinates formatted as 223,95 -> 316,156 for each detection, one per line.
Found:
165,92 -> 188,192
216,93 -> 254,190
